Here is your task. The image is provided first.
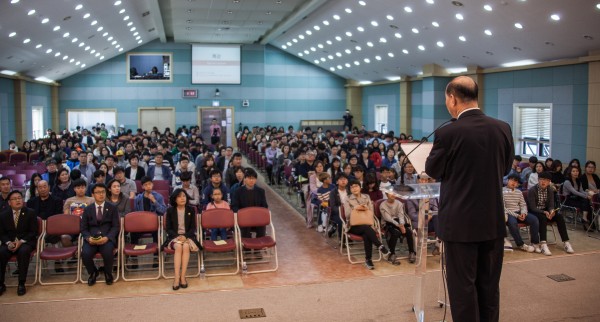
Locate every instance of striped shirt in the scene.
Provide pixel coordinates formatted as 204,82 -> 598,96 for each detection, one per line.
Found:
502,187 -> 527,217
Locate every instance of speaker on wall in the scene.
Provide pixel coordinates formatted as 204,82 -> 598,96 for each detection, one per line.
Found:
242,99 -> 249,107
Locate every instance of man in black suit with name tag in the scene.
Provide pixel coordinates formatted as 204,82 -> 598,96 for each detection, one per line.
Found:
426,76 -> 513,322
81,183 -> 120,286
0,190 -> 38,296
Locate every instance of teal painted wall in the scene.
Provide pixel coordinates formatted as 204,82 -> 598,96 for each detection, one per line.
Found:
483,64 -> 588,162
59,40 -> 346,132
25,82 -> 52,140
0,78 -> 16,150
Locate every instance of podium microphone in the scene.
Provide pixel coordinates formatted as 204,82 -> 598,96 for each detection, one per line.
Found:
394,118 -> 456,192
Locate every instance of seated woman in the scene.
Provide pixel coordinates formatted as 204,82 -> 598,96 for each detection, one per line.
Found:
527,161 -> 546,188
306,160 -> 325,228
106,179 -> 131,217
163,188 -> 200,290
51,168 -> 75,202
381,148 -> 397,169
24,173 -> 42,203
562,166 -> 594,230
358,148 -> 376,172
396,161 -> 418,186
343,179 -> 389,270
550,159 -> 565,191
362,172 -> 382,202
581,160 -> 600,196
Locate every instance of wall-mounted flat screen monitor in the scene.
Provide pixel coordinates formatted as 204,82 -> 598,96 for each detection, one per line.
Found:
127,52 -> 172,83
192,44 -> 241,84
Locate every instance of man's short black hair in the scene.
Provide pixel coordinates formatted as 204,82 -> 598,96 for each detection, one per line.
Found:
72,178 -> 87,188
507,173 -> 521,182
92,183 -> 107,194
209,169 -> 222,178
180,171 -> 192,182
104,155 -> 116,162
232,152 -> 242,159
0,176 -> 11,183
446,77 -> 479,102
93,170 -> 105,178
244,168 -> 258,178
141,176 -> 152,185
113,166 -> 125,174
335,173 -> 348,182
7,190 -> 22,200
348,179 -> 361,187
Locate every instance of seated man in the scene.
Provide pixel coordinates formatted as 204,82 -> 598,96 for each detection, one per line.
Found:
526,172 -> 574,255
380,191 -> 416,264
113,166 -> 136,199
405,173 -> 440,255
503,174 -> 539,253
132,176 -> 167,268
0,177 -> 12,212
231,169 -> 268,238
146,152 -> 172,183
80,183 -> 120,286
86,170 -> 107,197
0,191 -> 38,296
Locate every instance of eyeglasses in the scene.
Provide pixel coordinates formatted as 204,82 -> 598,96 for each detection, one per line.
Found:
9,197 -> 23,201
93,191 -> 106,195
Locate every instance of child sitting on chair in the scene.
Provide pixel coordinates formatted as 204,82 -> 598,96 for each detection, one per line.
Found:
206,188 -> 230,241
313,172 -> 335,233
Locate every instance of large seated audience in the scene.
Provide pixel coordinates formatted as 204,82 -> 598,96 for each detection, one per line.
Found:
0,121 -> 598,295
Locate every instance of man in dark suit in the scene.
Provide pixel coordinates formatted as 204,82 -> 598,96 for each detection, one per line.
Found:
80,183 -> 120,286
425,76 -> 513,322
231,168 -> 268,238
0,190 -> 38,296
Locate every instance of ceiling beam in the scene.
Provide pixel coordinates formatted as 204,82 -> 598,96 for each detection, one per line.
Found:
259,0 -> 328,45
149,0 -> 167,43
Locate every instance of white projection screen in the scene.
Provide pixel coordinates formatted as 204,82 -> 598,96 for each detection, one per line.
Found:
192,44 -> 241,84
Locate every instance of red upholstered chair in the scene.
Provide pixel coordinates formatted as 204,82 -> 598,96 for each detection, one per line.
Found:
120,211 -> 161,281
0,169 -> 17,176
200,208 -> 239,276
9,152 -> 28,165
17,169 -> 38,183
6,173 -> 27,191
5,217 -> 43,287
339,206 -> 382,264
152,180 -> 170,192
236,207 -> 278,274
155,190 -> 170,204
161,211 -> 201,279
28,152 -> 39,163
38,214 -> 81,285
134,180 -> 142,193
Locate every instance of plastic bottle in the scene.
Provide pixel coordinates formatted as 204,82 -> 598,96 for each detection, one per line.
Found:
242,261 -> 248,276
200,265 -> 206,279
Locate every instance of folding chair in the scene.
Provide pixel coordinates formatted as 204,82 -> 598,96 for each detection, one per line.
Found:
78,246 -> 120,284
199,209 -> 240,276
558,184 -> 581,230
588,194 -> 600,239
339,206 -> 382,264
161,211 -> 201,279
5,217 -> 42,287
38,214 -> 81,285
0,169 -> 17,176
375,198 -> 417,259
120,211 -> 161,281
28,152 -> 39,164
236,207 -> 278,274
9,152 -> 28,165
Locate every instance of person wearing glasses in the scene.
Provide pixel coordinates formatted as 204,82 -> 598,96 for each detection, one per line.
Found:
0,191 -> 38,296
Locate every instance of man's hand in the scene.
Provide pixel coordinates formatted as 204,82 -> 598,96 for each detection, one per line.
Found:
146,192 -> 156,203
88,237 -> 97,245
96,237 -> 109,245
400,226 -> 406,234
518,213 -> 527,221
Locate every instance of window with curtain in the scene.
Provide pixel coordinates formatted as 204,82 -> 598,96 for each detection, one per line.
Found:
513,104 -> 552,157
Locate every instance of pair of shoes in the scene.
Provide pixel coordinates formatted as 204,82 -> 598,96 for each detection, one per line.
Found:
317,225 -> 324,233
105,272 -> 114,285
364,259 -> 375,270
172,283 -> 180,291
17,284 -> 26,296
88,270 -> 99,286
540,243 -> 552,256
387,253 -> 401,266
0,284 -> 6,296
409,252 -> 417,263
180,278 -> 188,289
378,245 -> 390,256
533,244 -> 542,253
519,244 -> 535,252
327,226 -> 336,238
564,241 -> 575,254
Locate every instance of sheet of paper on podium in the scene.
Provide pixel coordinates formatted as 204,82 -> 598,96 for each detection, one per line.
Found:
400,142 -> 433,175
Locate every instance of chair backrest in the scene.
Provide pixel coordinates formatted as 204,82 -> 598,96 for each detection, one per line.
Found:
17,169 -> 38,181
153,180 -> 170,191
28,152 -> 39,163
38,216 -> 43,235
134,180 -> 142,193
46,214 -> 81,235
374,199 -> 385,220
201,208 -> 235,229
9,152 -> 28,165
0,169 -> 17,176
155,190 -> 170,203
236,207 -> 271,227
7,173 -> 26,187
124,211 -> 159,233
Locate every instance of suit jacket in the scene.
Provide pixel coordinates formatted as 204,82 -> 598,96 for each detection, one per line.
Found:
425,109 -> 513,242
163,205 -> 200,248
26,195 -> 64,220
125,166 -> 145,181
146,164 -> 172,183
0,207 -> 38,247
231,185 -> 268,212
133,191 -> 167,215
80,202 -> 120,245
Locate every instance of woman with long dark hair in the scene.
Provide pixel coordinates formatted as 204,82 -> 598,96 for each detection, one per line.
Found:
562,166 -> 594,230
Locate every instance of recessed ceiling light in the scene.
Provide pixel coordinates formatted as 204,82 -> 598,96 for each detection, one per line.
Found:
437,41 -> 444,47
91,20 -> 97,25
323,20 -> 329,25
355,46 -> 362,51
335,36 -> 342,41
318,44 -> 323,48
115,45 -> 120,48
329,67 -> 335,72
345,49 -> 351,54
455,13 -> 464,20
550,14 -> 560,21
354,61 -> 360,65
364,58 -> 370,63
72,37 -> 78,42
371,21 -> 378,27
111,41 -> 117,45
306,30 -> 312,35
75,61 -> 80,65
418,45 -> 425,50
53,26 -> 61,31
304,50 -> 310,54
90,50 -> 95,54
97,26 -> 103,31
312,59 -> 318,63
100,56 -> 105,60
137,40 -> 142,44
386,15 -> 394,20
426,0 -> 434,4
310,47 -> 316,51
337,65 -> 342,70
133,32 -> 139,36
83,13 -> 90,19
484,29 -> 492,36
69,58 -> 75,63
402,49 -> 409,54
359,1 -> 366,6
328,55 -> 333,59
387,52 -> 394,57
357,26 -> 364,32
432,21 -> 439,27
320,57 -> 326,62
298,35 -> 304,39
514,23 -> 523,29
10,0 -> 19,4
23,38 -> 30,44
597,3 -> 600,9
367,41 -> 373,47
345,63 -> 351,67
79,42 -> 84,47
394,33 -> 402,38
412,28 -> 419,33
345,8 -> 352,13
46,48 -> 52,53
36,44 -> 42,48
63,55 -> 68,60
8,32 -> 17,37
119,9 -> 125,14
54,52 -> 60,57
333,14 -> 340,20
404,6 -> 412,13
108,36 -> 113,41
484,4 -> 492,11
95,53 -> 100,57
28,10 -> 36,15
326,40 -> 332,45
75,4 -> 82,10
345,31 -> 352,37
375,56 -> 381,60
82,63 -> 87,67
379,37 -> 387,43
314,25 -> 320,31
85,46 -> 90,50
335,52 -> 341,57
291,38 -> 297,43
130,27 -> 136,31
459,35 -> 466,41
41,18 -> 49,24
114,1 -> 121,5
123,16 -> 129,21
